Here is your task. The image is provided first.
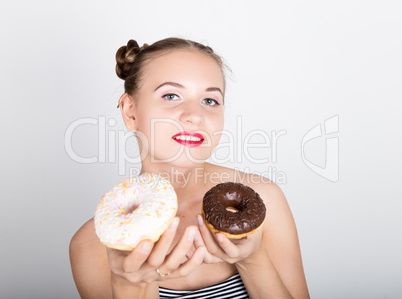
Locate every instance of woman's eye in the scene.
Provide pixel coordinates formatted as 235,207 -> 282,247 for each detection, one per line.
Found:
162,94 -> 179,101
203,98 -> 220,106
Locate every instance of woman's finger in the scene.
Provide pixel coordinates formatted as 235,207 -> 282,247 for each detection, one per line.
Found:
162,226 -> 197,271
173,246 -> 206,277
107,240 -> 154,274
213,233 -> 241,259
146,217 -> 180,267
197,214 -> 260,263
193,229 -> 222,264
122,241 -> 154,272
106,248 -> 130,274
197,214 -> 225,257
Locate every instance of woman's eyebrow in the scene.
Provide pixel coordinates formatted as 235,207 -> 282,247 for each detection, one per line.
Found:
205,87 -> 223,96
154,82 -> 184,91
154,82 -> 223,96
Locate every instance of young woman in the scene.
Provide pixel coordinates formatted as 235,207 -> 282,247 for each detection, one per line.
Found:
70,37 -> 310,299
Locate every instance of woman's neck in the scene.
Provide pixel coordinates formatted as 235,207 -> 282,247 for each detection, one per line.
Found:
139,163 -> 208,190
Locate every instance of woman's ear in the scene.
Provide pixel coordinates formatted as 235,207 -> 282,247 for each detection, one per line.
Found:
119,93 -> 138,132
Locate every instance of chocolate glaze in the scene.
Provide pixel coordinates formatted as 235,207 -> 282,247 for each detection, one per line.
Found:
202,182 -> 266,235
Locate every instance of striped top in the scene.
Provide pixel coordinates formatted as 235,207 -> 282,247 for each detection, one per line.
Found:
159,273 -> 249,298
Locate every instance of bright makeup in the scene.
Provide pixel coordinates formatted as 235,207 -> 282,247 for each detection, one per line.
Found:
172,131 -> 204,147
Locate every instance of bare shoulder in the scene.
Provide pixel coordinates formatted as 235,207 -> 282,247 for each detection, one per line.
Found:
203,163 -> 260,185
205,165 -> 285,206
245,174 -> 310,298
204,164 -> 276,188
228,170 -> 297,249
246,176 -> 298,248
69,218 -> 112,299
205,165 -> 309,297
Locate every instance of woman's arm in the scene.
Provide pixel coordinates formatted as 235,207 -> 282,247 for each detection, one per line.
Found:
235,182 -> 309,298
110,274 -> 159,299
197,180 -> 309,298
69,218 -> 114,299
70,217 -> 206,299
69,219 -> 160,298
235,242 -> 293,298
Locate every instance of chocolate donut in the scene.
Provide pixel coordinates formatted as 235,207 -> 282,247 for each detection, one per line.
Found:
202,182 -> 266,239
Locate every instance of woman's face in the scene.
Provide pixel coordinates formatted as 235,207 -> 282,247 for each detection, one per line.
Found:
131,49 -> 225,168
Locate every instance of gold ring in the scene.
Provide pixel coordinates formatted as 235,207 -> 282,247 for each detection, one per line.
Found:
156,268 -> 170,277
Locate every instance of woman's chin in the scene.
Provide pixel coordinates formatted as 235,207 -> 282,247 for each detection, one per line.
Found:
149,155 -> 208,169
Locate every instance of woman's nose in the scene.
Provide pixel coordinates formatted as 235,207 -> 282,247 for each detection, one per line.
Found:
178,101 -> 203,125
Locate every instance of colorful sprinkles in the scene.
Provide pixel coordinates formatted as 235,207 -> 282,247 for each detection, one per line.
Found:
94,173 -> 177,250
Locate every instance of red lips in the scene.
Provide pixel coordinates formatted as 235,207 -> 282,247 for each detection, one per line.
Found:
172,131 -> 205,147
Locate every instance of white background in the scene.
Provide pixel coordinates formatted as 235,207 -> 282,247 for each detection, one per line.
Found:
1,1 -> 401,298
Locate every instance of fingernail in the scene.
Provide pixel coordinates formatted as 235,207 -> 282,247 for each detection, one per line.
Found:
187,227 -> 196,241
186,249 -> 193,259
194,231 -> 202,241
196,246 -> 206,257
169,217 -> 179,232
197,215 -> 204,226
216,233 -> 224,243
140,241 -> 152,254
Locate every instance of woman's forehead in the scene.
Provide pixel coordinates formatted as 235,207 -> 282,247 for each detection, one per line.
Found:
142,50 -> 225,89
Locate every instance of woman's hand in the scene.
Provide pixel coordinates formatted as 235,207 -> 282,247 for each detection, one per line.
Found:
195,214 -> 263,265
107,217 -> 206,285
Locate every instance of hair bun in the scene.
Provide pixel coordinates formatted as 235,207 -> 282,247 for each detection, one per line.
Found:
115,39 -> 141,80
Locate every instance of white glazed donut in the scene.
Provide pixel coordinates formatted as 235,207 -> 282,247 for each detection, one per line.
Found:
94,173 -> 178,250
